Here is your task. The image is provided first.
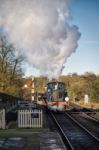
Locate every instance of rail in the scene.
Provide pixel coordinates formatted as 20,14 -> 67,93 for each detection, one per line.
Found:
50,111 -> 99,150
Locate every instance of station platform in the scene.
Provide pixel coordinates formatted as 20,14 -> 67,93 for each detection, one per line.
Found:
40,132 -> 66,150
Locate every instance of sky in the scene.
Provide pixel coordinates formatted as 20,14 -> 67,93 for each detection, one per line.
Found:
0,0 -> 99,77
62,0 -> 99,75
25,0 -> 99,77
0,0 -> 81,79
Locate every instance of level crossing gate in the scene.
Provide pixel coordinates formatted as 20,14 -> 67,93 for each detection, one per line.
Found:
18,109 -> 43,128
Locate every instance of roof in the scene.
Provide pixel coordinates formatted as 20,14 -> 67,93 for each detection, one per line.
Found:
47,81 -> 65,85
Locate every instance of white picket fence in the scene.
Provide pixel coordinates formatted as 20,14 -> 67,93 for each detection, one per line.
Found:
18,109 -> 43,128
0,109 -> 5,129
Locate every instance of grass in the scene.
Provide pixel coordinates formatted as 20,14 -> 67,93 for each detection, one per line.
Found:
0,128 -> 49,150
74,100 -> 99,109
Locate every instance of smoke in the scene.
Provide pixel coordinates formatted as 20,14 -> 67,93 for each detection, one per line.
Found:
0,0 -> 81,79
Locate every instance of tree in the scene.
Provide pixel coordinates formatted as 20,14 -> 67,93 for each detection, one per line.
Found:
0,36 -> 24,96
90,77 -> 99,102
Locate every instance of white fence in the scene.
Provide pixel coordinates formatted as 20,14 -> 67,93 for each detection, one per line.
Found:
0,109 -> 5,129
18,109 -> 43,128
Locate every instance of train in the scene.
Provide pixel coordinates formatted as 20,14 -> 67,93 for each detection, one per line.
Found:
45,81 -> 69,111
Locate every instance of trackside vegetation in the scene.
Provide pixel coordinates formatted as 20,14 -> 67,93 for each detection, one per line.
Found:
0,36 -> 99,104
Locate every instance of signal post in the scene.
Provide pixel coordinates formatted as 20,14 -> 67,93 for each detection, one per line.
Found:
31,76 -> 35,101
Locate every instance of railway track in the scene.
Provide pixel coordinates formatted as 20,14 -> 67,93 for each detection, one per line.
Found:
50,111 -> 99,150
69,102 -> 99,122
67,112 -> 99,140
85,112 -> 99,121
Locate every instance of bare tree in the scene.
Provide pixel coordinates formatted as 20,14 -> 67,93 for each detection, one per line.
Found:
0,36 -> 24,95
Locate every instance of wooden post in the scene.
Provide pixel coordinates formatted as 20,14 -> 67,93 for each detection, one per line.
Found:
31,77 -> 35,101
2,109 -> 5,129
0,109 -> 5,129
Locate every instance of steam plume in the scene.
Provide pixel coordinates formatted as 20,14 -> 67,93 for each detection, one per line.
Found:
0,0 -> 81,79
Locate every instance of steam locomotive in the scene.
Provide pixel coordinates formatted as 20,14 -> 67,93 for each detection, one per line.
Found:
45,81 -> 69,111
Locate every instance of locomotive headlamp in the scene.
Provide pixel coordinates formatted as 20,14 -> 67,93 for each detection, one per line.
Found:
65,97 -> 69,102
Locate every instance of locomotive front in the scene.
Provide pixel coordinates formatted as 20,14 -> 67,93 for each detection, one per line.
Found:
46,82 -> 69,111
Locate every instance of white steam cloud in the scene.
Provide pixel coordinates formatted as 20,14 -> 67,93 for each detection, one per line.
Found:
0,0 -> 81,79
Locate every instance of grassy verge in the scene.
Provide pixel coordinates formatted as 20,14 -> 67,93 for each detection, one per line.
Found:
0,128 -> 48,150
74,100 -> 99,109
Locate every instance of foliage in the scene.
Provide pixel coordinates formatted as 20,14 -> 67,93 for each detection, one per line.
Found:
0,36 -> 24,96
60,73 -> 99,102
34,76 -> 47,93
0,36 -> 98,102
22,73 -> 99,102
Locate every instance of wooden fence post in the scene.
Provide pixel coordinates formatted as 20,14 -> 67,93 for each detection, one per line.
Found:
0,109 -> 5,129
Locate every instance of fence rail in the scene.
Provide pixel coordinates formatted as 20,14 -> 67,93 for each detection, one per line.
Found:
18,109 -> 43,128
0,109 -> 5,129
